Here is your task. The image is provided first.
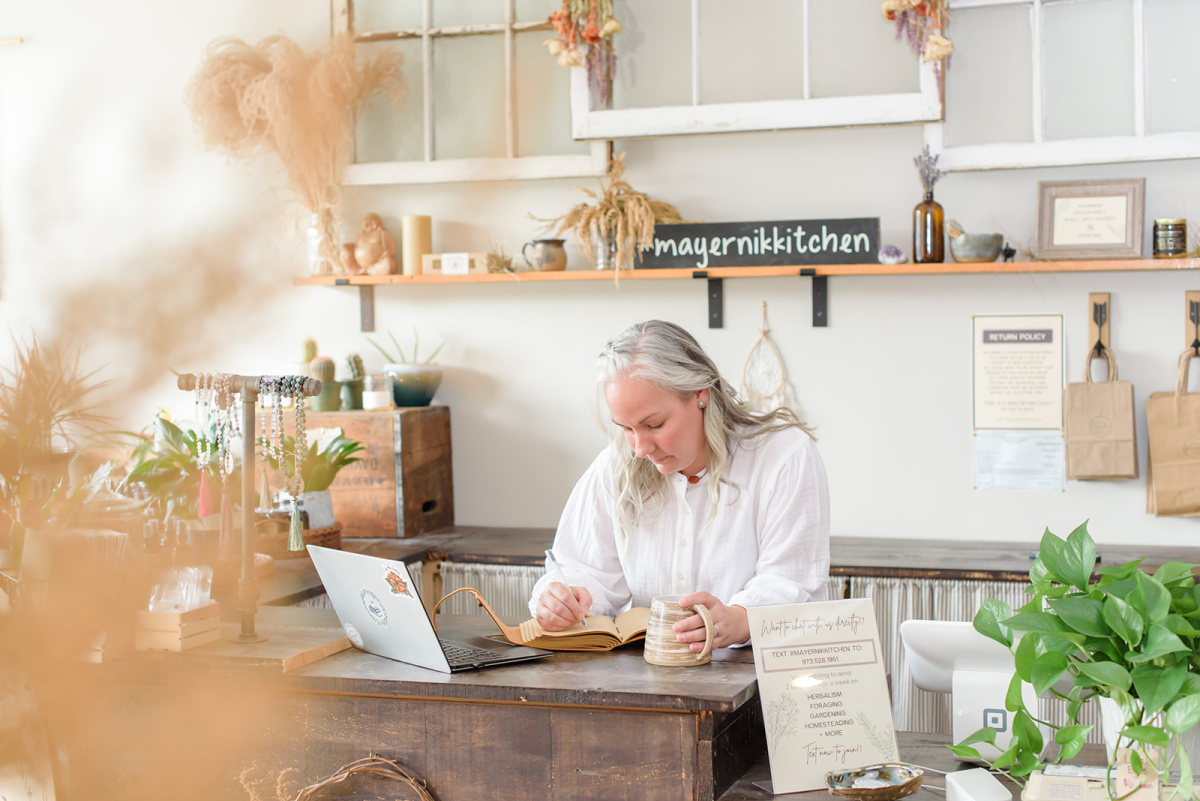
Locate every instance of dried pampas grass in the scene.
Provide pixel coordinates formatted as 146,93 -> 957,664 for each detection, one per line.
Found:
541,153 -> 683,276
185,34 -> 403,274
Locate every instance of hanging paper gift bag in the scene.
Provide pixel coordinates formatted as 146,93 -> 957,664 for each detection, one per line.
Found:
1145,348 -> 1200,517
1063,347 -> 1138,480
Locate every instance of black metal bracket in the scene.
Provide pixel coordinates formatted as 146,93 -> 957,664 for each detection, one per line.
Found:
800,269 -> 828,327
332,279 -> 376,331
359,286 -> 376,333
693,271 -> 723,328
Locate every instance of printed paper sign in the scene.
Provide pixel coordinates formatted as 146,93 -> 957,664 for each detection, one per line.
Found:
440,252 -> 471,275
748,598 -> 898,794
972,314 -> 1064,430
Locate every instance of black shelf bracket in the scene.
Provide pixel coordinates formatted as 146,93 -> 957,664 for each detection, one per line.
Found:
332,279 -> 376,331
693,271 -> 723,328
800,269 -> 828,327
360,285 -> 376,332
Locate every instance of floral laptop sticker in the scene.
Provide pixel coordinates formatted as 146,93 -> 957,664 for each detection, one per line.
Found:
383,563 -> 415,598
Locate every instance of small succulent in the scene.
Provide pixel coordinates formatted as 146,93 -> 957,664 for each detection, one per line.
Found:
303,338 -> 318,364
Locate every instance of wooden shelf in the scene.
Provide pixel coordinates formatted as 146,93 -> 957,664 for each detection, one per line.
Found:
292,258 -> 1200,286
295,258 -> 1200,332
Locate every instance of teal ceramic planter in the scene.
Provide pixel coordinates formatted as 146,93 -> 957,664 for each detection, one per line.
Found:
383,363 -> 442,407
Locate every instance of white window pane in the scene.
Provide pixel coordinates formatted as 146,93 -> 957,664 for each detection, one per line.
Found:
944,5 -> 1033,147
1043,0 -> 1134,141
516,0 -> 559,20
355,41 -> 424,163
1146,0 -> 1200,135
610,0 -> 692,109
698,0 -> 805,104
516,31 -> 589,156
810,0 -> 917,98
434,35 -> 506,159
436,0 -> 504,27
353,1 -> 424,31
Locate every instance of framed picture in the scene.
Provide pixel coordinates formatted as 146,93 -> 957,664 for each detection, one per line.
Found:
1034,178 -> 1145,260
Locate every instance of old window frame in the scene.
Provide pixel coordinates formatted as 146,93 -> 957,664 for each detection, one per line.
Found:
929,0 -> 1200,172
334,0 -> 610,185
568,0 -> 944,141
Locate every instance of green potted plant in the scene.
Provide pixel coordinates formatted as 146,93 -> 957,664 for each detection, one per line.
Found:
0,335 -> 111,569
959,521 -> 1200,797
366,327 -> 444,408
257,432 -> 364,530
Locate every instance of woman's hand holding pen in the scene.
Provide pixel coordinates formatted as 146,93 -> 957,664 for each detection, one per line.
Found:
675,592 -> 748,650
535,583 -> 593,631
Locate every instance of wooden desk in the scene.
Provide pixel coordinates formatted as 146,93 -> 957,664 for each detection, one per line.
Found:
82,611 -> 765,801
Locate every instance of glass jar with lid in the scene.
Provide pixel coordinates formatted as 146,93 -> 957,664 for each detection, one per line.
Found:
1153,218 -> 1187,258
362,374 -> 394,411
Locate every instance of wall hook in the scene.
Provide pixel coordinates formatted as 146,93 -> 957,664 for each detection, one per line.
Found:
1091,300 -> 1108,355
1189,299 -> 1200,356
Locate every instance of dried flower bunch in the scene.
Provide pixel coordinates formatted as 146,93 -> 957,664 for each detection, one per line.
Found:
914,145 -> 945,196
486,243 -> 516,274
544,0 -> 621,105
883,0 -> 953,92
185,34 -> 403,275
541,153 -> 683,274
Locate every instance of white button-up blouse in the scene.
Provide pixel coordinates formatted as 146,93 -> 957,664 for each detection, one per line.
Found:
528,425 -> 830,623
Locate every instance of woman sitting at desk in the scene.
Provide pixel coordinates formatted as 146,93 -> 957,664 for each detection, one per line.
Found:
529,320 -> 830,651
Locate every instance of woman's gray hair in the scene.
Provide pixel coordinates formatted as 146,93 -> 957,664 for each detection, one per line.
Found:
597,320 -> 812,537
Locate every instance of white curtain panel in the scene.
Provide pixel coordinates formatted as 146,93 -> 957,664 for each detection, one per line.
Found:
848,575 -> 1102,742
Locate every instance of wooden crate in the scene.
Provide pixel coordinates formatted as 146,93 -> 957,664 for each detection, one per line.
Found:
135,602 -> 221,652
303,407 -> 454,538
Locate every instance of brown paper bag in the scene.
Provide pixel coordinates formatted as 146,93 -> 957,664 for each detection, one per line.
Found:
1145,348 -> 1200,517
1063,348 -> 1138,480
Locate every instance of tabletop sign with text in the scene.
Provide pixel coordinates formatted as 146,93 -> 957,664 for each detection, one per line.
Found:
635,218 -> 880,270
747,598 -> 898,795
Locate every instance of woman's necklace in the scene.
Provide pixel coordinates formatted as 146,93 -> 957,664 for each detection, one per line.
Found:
686,469 -> 707,485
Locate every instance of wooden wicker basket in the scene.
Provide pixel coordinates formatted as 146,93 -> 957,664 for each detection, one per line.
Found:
256,522 -> 342,559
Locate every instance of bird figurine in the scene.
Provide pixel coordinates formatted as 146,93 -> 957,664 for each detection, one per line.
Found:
946,219 -> 1003,263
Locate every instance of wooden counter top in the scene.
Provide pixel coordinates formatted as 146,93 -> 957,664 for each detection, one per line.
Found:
253,526 -> 1200,606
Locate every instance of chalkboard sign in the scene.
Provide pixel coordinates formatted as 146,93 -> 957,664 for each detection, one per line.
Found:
635,218 -> 880,270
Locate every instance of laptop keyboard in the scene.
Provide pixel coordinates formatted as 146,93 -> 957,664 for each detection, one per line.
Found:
441,642 -> 501,666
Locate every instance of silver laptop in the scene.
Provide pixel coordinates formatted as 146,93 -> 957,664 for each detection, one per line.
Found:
307,545 -> 552,674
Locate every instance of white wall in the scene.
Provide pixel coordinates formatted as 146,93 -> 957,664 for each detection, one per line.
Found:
2,2 -> 1198,548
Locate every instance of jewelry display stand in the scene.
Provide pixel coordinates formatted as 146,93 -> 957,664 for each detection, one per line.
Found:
177,372 -> 321,644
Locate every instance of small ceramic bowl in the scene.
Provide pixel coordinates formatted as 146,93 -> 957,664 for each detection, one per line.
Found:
826,763 -> 924,801
949,233 -> 1003,263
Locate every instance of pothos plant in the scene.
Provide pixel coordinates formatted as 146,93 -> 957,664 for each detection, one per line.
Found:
957,521 -> 1200,799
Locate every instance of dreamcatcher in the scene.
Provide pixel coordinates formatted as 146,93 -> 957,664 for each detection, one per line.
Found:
740,302 -> 799,413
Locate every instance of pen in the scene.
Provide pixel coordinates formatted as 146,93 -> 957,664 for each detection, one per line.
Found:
545,549 -> 587,627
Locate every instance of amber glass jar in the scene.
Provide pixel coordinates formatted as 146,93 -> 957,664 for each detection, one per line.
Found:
913,191 -> 944,263
1153,219 -> 1187,258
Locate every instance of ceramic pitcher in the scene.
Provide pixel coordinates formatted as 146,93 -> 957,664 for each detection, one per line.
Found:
522,239 -> 568,271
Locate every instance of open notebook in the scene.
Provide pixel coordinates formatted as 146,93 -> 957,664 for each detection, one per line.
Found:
435,588 -> 650,653
517,607 -> 651,651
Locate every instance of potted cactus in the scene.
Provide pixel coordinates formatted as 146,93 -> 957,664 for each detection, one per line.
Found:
341,354 -> 364,410
308,355 -> 341,412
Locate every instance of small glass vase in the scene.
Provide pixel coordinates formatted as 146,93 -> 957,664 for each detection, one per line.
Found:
593,229 -> 617,271
913,191 -> 944,264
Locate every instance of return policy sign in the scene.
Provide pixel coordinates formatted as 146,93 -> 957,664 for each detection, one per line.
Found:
636,218 -> 880,270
